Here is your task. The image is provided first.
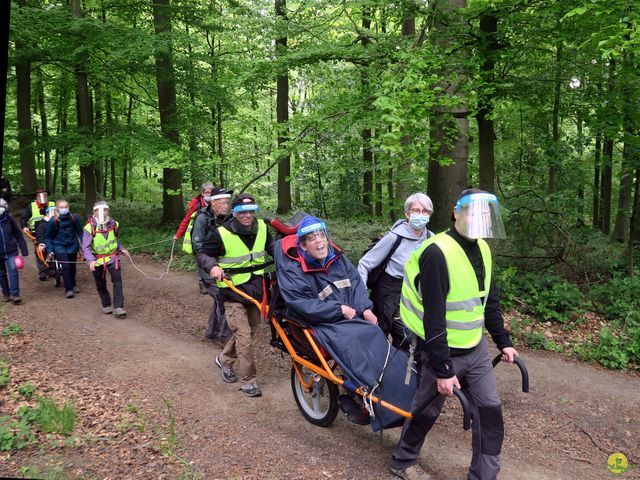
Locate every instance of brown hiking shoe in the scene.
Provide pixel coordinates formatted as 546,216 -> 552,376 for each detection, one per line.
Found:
389,465 -> 433,480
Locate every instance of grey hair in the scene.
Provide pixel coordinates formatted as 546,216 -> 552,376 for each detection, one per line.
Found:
201,182 -> 214,193
93,200 -> 109,210
0,198 -> 7,209
404,193 -> 434,213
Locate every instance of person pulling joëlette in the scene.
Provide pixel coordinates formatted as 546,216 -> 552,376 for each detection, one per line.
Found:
197,193 -> 274,398
389,189 -> 519,480
82,201 -> 129,318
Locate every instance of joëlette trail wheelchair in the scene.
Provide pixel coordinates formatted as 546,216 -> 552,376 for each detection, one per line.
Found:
223,216 -> 528,432
24,230 -> 61,288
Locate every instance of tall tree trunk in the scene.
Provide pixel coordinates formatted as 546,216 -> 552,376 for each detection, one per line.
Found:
123,95 -> 133,200
217,101 -> 223,185
393,16 -> 415,208
593,131 -> 601,228
15,0 -> 39,193
275,0 -> 291,213
613,127 -> 635,241
361,8 -> 373,215
106,92 -> 116,200
600,60 -> 616,236
548,42 -> 562,194
427,0 -> 469,233
36,75 -> 52,193
0,0 -> 10,177
601,137 -> 613,235
152,0 -> 184,224
93,84 -> 105,195
476,12 -> 497,193
70,0 -> 97,212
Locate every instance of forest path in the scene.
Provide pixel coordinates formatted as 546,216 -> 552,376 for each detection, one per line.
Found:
1,245 -> 638,480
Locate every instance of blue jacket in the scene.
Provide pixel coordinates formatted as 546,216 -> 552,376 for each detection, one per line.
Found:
0,213 -> 29,259
44,213 -> 83,254
274,235 -> 373,325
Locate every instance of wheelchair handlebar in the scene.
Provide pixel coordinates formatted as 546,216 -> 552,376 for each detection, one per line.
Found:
492,354 -> 529,393
412,386 -> 473,431
266,218 -> 298,236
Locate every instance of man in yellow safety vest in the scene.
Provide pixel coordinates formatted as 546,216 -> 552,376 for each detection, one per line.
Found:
197,193 -> 274,397
389,189 -> 519,480
81,201 -> 129,318
20,188 -> 55,280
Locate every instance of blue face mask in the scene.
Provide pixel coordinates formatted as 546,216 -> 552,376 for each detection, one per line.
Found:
59,208 -> 69,215
409,214 -> 430,230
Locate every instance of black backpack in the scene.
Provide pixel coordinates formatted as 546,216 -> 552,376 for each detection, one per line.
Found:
363,233 -> 403,289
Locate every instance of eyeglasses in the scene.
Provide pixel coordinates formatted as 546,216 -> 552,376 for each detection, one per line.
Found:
303,231 -> 327,243
408,208 -> 431,215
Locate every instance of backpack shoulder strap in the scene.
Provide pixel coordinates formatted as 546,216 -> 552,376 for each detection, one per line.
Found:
383,233 -> 403,267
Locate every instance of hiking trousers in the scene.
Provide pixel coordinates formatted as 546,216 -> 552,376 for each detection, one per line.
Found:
203,280 -> 231,343
92,262 -> 124,308
219,302 -> 261,384
56,252 -> 77,292
391,338 -> 504,480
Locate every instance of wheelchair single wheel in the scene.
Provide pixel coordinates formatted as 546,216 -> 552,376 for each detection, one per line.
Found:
290,364 -> 339,427
51,259 -> 61,288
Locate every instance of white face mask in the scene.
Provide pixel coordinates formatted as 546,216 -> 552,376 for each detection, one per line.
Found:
0,207 -> 5,215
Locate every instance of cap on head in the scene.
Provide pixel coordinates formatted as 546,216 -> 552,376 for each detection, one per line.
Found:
297,215 -> 327,239
35,188 -> 47,194
211,187 -> 233,201
231,193 -> 258,214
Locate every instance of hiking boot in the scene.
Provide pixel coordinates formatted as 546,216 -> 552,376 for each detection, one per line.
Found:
10,296 -> 22,304
215,355 -> 237,383
73,286 -> 80,293
199,283 -> 208,295
389,465 -> 433,480
2,294 -> 11,302
240,382 -> 262,397
113,307 -> 127,317
102,306 -> 114,314
65,290 -> 75,299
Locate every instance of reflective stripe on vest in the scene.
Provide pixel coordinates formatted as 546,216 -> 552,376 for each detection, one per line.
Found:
400,231 -> 492,349
84,221 -> 119,266
216,221 -> 267,288
28,201 -> 55,231
182,211 -> 198,255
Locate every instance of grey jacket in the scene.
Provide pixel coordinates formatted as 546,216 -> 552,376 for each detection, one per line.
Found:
357,219 -> 432,285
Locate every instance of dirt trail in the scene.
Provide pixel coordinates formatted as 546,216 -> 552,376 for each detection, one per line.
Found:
1,246 -> 639,479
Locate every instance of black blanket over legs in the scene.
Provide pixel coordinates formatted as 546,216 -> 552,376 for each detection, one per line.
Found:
310,318 -> 417,432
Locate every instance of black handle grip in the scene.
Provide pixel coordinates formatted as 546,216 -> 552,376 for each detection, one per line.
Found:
412,386 -> 473,431
492,354 -> 529,393
453,386 -> 472,431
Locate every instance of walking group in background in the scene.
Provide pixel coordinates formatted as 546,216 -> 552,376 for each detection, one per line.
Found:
1,190 -> 129,317
0,180 -> 518,480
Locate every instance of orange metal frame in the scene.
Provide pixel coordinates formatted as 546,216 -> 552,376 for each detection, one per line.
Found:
222,278 -> 412,419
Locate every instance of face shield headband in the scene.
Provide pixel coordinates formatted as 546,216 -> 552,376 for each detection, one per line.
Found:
455,193 -> 506,239
297,221 -> 335,264
232,204 -> 259,215
93,205 -> 110,225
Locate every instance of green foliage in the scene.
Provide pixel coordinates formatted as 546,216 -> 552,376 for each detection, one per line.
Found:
0,360 -> 9,388
0,415 -> 36,451
589,276 -> 640,325
2,324 -> 23,338
497,270 -> 585,323
18,465 -> 67,480
17,382 -> 37,400
576,326 -> 640,370
20,397 -> 77,436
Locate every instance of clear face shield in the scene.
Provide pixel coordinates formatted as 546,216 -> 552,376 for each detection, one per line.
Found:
298,222 -> 334,261
455,193 -> 506,239
37,192 -> 48,205
93,205 -> 110,225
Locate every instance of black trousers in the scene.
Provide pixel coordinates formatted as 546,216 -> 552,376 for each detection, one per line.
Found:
56,252 -> 77,292
92,262 -> 124,308
371,272 -> 409,349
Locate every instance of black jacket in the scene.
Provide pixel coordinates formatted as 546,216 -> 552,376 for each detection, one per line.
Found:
197,216 -> 274,304
418,228 -> 513,378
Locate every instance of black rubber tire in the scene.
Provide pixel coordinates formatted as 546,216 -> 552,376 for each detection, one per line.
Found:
51,261 -> 61,288
290,364 -> 339,427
